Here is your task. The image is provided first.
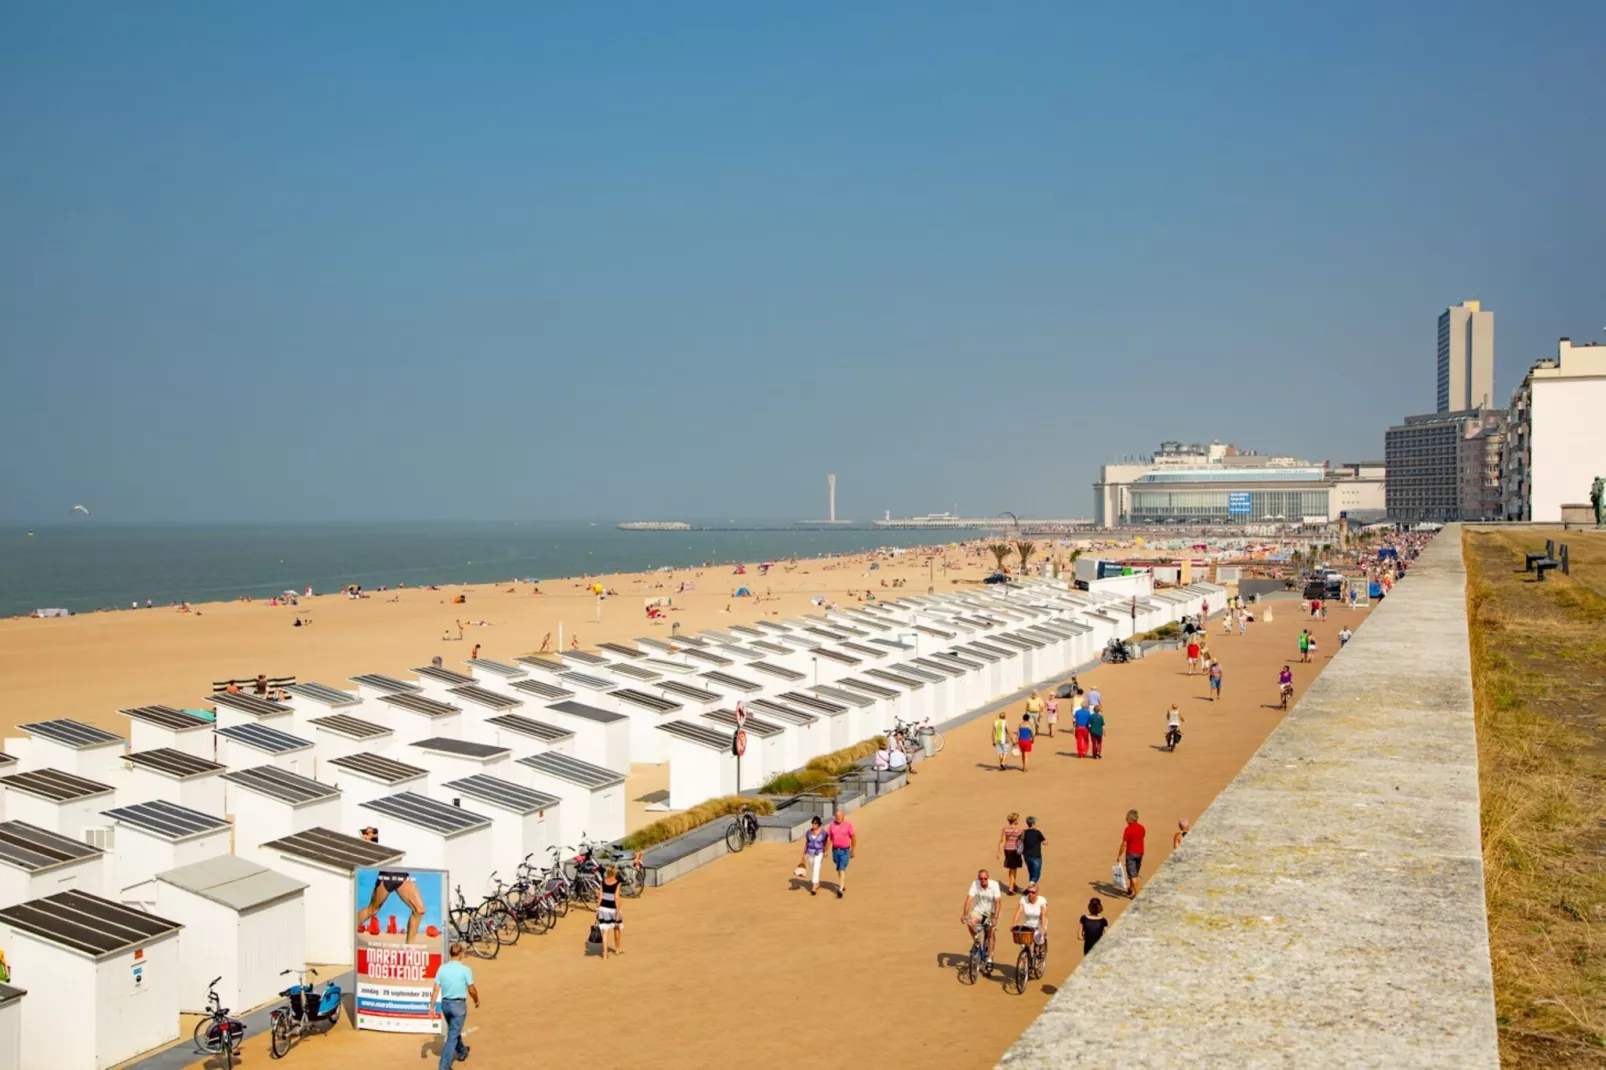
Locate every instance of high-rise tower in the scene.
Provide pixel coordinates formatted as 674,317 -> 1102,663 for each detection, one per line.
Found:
1437,301 -> 1495,412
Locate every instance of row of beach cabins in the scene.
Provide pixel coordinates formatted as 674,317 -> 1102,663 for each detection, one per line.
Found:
0,573 -> 1222,1070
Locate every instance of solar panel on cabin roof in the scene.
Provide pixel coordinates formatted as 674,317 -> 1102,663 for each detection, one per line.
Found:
703,709 -> 783,737
700,671 -> 761,693
211,692 -> 291,717
215,722 -> 311,753
361,791 -> 491,834
747,698 -> 817,723
485,714 -> 574,742
465,658 -> 527,677
328,752 -> 428,783
408,737 -> 510,759
640,659 -> 696,675
123,749 -> 224,779
309,714 -> 391,739
841,677 -> 899,699
0,890 -> 181,958
104,799 -> 230,839
443,775 -> 559,815
349,673 -> 422,693
812,649 -> 862,665
282,682 -> 360,706
715,644 -> 764,661
777,691 -> 847,714
598,642 -> 648,659
545,700 -> 628,723
120,706 -> 212,731
558,650 -> 609,666
517,751 -> 626,789
261,827 -> 402,871
608,663 -> 662,682
608,689 -> 681,713
558,672 -> 615,691
379,693 -> 461,717
0,769 -> 115,801
657,721 -> 733,749
867,667 -> 925,688
0,820 -> 102,872
412,665 -> 476,685
19,719 -> 124,749
220,766 -> 339,805
510,679 -> 576,701
680,647 -> 734,666
838,642 -> 886,658
447,685 -> 521,709
657,681 -> 721,703
750,661 -> 805,680
810,685 -> 873,708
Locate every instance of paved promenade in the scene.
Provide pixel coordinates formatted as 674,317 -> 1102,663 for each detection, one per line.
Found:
1000,528 -> 1499,1068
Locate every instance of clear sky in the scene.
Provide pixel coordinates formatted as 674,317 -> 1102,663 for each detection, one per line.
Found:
2,1 -> 1602,523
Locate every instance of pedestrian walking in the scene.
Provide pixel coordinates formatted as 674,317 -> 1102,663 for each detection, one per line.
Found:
1088,706 -> 1105,758
429,943 -> 479,1070
999,813 -> 1025,894
1086,686 -> 1102,714
597,865 -> 624,959
1025,690 -> 1045,734
827,808 -> 856,898
1017,713 -> 1035,772
1339,625 -> 1352,648
1173,818 -> 1191,848
1298,629 -> 1311,663
796,815 -> 827,895
1044,694 -> 1059,737
1186,638 -> 1201,675
1021,816 -> 1046,885
992,711 -> 1011,771
1073,701 -> 1092,758
1079,898 -> 1109,955
1116,810 -> 1146,898
1207,658 -> 1222,701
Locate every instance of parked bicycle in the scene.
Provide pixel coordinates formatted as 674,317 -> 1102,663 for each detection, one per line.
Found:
193,977 -> 246,1068
268,967 -> 342,1059
586,841 -> 646,897
477,873 -> 522,945
449,886 -> 501,959
1007,926 -> 1048,994
1102,638 -> 1133,663
889,715 -> 944,757
725,806 -> 760,853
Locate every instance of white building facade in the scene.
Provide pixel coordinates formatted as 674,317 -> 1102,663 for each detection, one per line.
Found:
1503,338 -> 1606,522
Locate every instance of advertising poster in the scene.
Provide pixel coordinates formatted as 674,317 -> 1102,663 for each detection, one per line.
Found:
353,867 -> 448,1032
1227,492 -> 1252,517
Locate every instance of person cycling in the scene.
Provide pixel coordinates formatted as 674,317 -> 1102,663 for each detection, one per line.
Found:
1278,665 -> 1294,705
1012,883 -> 1049,955
1164,704 -> 1184,750
962,869 -> 1003,967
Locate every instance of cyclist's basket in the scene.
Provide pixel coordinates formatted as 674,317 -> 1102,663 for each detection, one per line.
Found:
1010,925 -> 1037,945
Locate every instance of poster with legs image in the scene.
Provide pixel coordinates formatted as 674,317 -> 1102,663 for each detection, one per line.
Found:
354,867 -> 448,1032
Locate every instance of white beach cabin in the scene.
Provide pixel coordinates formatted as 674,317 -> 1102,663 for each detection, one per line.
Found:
209,691 -> 297,735
321,752 -> 431,836
358,792 -> 495,898
439,775 -> 561,879
0,890 -> 182,1070
514,753 -> 625,849
747,698 -> 825,768
657,721 -> 740,810
601,690 -> 677,765
102,799 -> 234,908
446,685 -> 526,746
0,820 -> 106,909
12,720 -> 126,794
408,737 -> 514,786
214,722 -> 314,777
221,767 -> 343,870
375,692 -> 464,746
409,665 -> 479,707
540,701 -> 631,773
0,770 -> 116,841
120,706 -> 215,761
807,684 -> 880,743
257,827 -> 404,966
0,984 -> 22,1070
121,749 -> 227,816
154,854 -> 307,1014
482,714 -> 576,759
702,708 -> 784,789
309,714 -> 394,774
348,673 -> 423,704
777,692 -> 853,751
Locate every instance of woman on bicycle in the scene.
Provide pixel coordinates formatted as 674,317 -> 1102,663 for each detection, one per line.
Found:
998,813 -> 1025,894
1278,665 -> 1294,706
596,865 -> 623,959
796,815 -> 828,896
1012,883 -> 1048,955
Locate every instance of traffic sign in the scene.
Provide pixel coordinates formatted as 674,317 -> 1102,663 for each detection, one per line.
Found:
734,702 -> 747,729
732,729 -> 748,758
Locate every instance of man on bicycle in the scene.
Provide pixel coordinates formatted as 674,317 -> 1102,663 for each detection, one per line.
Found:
963,869 -> 1002,967
1165,704 -> 1184,749
1278,665 -> 1294,705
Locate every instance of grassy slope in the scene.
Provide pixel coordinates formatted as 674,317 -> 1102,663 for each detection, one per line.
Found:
1465,529 -> 1606,1066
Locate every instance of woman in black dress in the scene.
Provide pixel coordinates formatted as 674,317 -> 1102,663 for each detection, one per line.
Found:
597,865 -> 624,959
1079,897 -> 1109,955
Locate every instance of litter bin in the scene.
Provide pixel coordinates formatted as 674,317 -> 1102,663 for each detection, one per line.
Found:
918,726 -> 938,758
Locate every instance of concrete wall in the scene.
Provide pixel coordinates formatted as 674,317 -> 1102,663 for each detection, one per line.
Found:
1000,526 -> 1498,1069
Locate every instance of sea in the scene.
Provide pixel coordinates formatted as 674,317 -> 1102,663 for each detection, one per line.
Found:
1,522 -> 986,617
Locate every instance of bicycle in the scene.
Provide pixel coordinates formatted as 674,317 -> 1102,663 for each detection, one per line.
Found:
725,807 -> 760,853
1008,926 -> 1048,994
892,715 -> 944,756
1279,682 -> 1294,711
958,914 -> 997,986
588,842 -> 647,898
449,886 -> 501,959
478,873 -> 522,945
1165,724 -> 1182,752
193,977 -> 246,1068
268,967 -> 342,1059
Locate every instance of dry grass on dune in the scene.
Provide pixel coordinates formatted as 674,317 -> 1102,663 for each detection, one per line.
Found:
1465,530 -> 1606,1067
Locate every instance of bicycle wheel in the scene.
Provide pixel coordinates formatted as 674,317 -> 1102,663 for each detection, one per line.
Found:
724,820 -> 745,853
551,885 -> 571,917
1012,949 -> 1030,994
538,897 -> 559,932
624,862 -> 645,897
477,916 -> 502,959
1032,940 -> 1048,979
270,1015 -> 292,1059
487,907 -> 520,946
193,1017 -> 221,1054
223,1035 -> 235,1070
959,946 -> 979,986
455,911 -> 498,958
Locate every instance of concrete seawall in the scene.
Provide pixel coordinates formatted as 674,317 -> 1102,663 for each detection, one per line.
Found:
1000,527 -> 1498,1068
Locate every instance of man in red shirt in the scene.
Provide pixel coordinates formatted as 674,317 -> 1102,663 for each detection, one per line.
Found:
827,808 -> 856,899
1115,810 -> 1146,897
1186,640 -> 1201,675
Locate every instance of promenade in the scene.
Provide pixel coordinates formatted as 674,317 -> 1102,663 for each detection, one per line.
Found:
1001,528 -> 1498,1068
192,596 -> 1361,1069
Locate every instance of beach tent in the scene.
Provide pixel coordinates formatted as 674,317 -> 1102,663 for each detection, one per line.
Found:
734,587 -> 751,597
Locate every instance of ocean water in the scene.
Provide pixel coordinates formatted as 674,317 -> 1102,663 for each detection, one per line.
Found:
0,522 -> 983,616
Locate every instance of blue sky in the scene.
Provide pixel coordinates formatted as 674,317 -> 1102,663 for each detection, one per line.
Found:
2,2 -> 1602,523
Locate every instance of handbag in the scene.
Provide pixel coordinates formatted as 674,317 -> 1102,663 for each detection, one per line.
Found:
1112,862 -> 1129,892
1010,744 -> 1021,757
587,924 -> 603,945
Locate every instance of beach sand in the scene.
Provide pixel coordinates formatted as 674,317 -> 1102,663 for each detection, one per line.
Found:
173,596 -> 1366,1070
0,542 -> 999,772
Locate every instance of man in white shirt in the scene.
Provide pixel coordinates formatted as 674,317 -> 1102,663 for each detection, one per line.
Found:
1339,626 -> 1353,648
962,869 -> 1003,965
